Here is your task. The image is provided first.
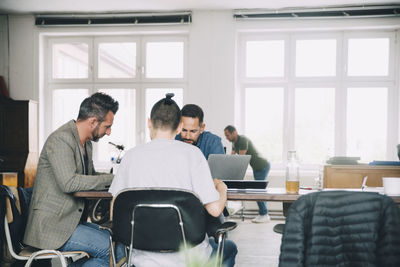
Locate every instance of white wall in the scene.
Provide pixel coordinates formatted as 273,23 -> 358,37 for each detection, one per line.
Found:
188,11 -> 236,149
8,15 -> 37,100
0,15 -> 9,88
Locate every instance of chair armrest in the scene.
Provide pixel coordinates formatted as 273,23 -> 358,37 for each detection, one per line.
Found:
99,225 -> 113,235
215,221 -> 237,237
206,213 -> 224,239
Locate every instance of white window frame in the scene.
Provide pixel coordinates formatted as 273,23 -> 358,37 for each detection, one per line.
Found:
44,33 -> 188,169
48,37 -> 93,84
142,35 -> 188,83
238,29 -> 398,169
94,36 -> 141,83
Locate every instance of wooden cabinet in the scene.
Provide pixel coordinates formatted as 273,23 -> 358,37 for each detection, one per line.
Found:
323,164 -> 400,188
0,100 -> 38,187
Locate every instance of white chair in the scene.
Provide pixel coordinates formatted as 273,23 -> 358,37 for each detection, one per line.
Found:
3,216 -> 89,267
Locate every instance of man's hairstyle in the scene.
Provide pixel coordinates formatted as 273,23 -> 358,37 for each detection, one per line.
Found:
224,125 -> 237,134
77,92 -> 119,122
150,93 -> 181,131
181,104 -> 204,125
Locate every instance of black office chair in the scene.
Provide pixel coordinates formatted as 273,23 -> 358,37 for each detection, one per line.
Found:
279,191 -> 400,266
109,188 -> 237,267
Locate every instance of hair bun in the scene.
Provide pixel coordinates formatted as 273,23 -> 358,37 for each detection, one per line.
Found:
164,93 -> 175,105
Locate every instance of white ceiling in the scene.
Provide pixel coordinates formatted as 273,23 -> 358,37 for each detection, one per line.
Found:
0,0 -> 398,14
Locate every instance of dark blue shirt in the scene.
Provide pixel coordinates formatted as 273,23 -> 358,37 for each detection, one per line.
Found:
175,131 -> 224,159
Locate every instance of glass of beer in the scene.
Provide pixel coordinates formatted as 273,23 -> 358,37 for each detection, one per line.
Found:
286,150 -> 299,194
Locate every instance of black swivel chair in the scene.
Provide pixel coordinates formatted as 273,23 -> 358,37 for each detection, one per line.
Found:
109,188 -> 237,267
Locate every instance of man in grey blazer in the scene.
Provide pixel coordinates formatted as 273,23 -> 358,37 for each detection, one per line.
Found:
24,92 -> 125,266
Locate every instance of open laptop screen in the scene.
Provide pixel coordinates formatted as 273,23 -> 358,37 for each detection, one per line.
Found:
208,154 -> 251,180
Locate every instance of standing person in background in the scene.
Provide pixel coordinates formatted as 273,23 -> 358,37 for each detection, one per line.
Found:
175,104 -> 224,159
224,125 -> 271,223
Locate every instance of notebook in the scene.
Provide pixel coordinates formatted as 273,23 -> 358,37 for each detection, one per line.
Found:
208,154 -> 251,180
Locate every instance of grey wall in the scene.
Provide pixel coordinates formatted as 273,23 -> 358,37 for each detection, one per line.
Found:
0,15 -> 9,90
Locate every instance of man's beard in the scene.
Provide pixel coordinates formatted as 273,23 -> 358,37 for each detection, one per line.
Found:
182,138 -> 197,146
91,125 -> 101,142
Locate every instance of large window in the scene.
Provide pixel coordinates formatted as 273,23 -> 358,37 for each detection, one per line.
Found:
45,35 -> 187,169
239,31 -> 397,166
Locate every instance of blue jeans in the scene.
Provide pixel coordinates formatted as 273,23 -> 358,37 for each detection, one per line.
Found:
253,163 -> 270,216
209,237 -> 238,267
59,222 -> 125,267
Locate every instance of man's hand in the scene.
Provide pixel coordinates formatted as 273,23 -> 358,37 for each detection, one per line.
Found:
213,178 -> 227,191
205,179 -> 227,217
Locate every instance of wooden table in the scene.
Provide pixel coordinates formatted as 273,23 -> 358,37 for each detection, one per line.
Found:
74,190 -> 301,202
74,190 -> 113,199
74,190 -> 400,204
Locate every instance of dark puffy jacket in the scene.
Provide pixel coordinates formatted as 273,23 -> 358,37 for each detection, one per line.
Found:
279,191 -> 400,267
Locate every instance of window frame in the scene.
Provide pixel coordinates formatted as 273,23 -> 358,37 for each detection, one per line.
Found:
238,29 -> 398,169
142,35 -> 188,83
48,37 -> 93,84
94,36 -> 141,83
45,34 -> 188,169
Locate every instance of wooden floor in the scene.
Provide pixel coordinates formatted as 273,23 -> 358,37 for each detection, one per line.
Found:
228,217 -> 283,267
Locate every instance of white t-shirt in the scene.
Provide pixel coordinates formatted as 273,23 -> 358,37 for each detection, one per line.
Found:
109,138 -> 220,267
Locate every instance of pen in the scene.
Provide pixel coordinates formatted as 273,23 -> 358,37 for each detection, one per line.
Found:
300,187 -> 313,190
361,176 -> 368,190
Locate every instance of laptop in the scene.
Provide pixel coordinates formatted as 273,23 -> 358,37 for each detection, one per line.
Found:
208,154 -> 251,180
223,180 -> 269,192
208,154 -> 268,191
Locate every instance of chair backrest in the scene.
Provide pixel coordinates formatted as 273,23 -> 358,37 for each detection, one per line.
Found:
0,186 -> 30,253
279,191 -> 400,266
112,188 -> 207,252
0,186 -> 31,264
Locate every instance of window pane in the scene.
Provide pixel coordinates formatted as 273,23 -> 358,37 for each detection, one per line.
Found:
52,89 -> 89,130
98,42 -> 136,78
96,89 -> 136,163
146,42 -> 184,78
246,40 -> 284,77
52,43 -> 89,79
347,87 -> 387,161
145,88 -> 183,141
245,88 -> 283,162
296,39 -> 336,77
348,38 -> 389,76
295,88 -> 335,163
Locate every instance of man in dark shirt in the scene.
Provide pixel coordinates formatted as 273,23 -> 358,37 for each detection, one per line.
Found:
224,125 -> 271,223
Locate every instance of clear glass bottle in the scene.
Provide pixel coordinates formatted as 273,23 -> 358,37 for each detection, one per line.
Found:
286,150 -> 300,194
315,164 -> 323,190
315,148 -> 331,190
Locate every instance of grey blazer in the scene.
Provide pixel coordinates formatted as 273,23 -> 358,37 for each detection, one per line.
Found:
23,120 -> 113,249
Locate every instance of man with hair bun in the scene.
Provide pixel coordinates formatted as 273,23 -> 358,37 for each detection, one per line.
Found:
109,93 -> 237,267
